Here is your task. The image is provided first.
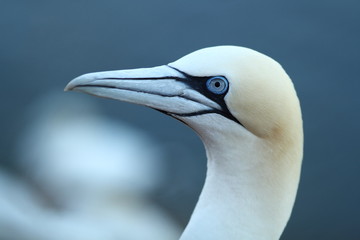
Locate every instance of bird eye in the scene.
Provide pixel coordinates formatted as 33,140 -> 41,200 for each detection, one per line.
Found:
206,77 -> 228,94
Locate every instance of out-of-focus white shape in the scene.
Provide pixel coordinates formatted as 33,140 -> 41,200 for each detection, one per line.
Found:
0,92 -> 181,240
0,169 -> 44,240
18,93 -> 162,204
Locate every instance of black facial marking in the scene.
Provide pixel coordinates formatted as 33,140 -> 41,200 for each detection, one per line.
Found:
167,66 -> 242,126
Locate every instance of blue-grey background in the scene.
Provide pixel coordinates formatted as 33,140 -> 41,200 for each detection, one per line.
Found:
1,0 -> 359,239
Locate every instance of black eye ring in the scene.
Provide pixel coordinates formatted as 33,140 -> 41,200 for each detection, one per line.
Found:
206,76 -> 229,95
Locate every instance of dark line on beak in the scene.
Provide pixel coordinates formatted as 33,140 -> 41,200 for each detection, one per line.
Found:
76,84 -> 180,98
74,84 -> 228,118
166,65 -> 188,77
97,66 -> 187,82
97,76 -> 185,81
77,84 -> 218,111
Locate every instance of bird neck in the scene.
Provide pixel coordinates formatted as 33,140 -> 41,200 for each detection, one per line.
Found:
180,118 -> 302,240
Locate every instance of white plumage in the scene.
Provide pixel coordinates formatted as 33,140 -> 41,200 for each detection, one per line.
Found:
66,45 -> 303,240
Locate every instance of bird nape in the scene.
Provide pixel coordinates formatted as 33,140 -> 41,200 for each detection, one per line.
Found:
65,46 -> 303,240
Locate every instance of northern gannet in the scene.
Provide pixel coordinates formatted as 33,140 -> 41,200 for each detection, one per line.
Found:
65,46 -> 303,240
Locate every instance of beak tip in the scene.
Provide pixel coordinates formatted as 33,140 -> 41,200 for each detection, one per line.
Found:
64,75 -> 87,92
64,82 -> 75,92
65,73 -> 99,92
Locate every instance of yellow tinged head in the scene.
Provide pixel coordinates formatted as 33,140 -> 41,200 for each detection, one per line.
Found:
170,46 -> 302,142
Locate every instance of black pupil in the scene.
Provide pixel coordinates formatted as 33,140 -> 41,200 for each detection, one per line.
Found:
214,81 -> 221,88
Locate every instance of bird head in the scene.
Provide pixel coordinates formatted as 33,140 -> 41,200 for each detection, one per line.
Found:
65,46 -> 302,142
65,46 -> 303,240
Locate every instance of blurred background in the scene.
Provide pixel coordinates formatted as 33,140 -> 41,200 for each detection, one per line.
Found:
0,0 -> 359,239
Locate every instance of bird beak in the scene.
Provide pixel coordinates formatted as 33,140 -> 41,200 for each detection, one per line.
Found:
65,65 -> 220,118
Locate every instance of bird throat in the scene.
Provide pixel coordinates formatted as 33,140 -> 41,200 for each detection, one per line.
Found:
179,117 -> 301,240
